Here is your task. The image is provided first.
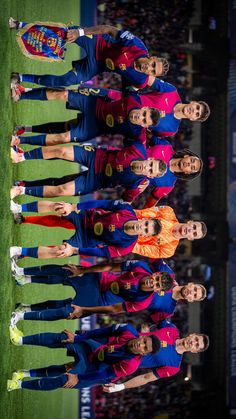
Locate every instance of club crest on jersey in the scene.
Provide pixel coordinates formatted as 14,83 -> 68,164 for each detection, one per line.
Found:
109,224 -> 116,232
105,58 -> 115,70
94,222 -> 103,236
161,340 -> 167,348
105,163 -> 113,176
118,116 -> 124,124
160,110 -> 166,118
110,281 -> 119,294
97,349 -> 105,361
108,345 -> 115,353
106,114 -> 114,128
116,164 -> 123,172
119,63 -> 126,71
124,282 -> 131,290
158,291 -> 165,296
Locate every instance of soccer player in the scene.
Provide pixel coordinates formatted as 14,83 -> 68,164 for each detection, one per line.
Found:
10,200 -> 207,260
10,82 -> 210,146
10,18 -> 169,88
10,140 -> 168,201
10,140 -> 202,204
10,258 -> 206,325
7,323 -> 161,391
103,320 -> 210,393
10,199 -> 161,260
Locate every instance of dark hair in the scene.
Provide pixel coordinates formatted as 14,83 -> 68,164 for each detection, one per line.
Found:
150,108 -> 161,127
152,57 -> 170,76
152,219 -> 162,235
171,149 -> 203,180
198,101 -> 210,122
159,272 -> 174,291
150,335 -> 161,354
200,221 -> 207,238
198,284 -> 207,301
197,334 -> 210,352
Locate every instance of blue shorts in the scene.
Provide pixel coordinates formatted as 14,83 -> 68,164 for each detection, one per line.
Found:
72,36 -> 103,82
63,210 -> 86,248
73,145 -> 102,194
64,273 -> 103,306
67,92 -> 100,142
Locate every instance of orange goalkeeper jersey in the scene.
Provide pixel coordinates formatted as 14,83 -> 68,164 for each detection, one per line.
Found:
133,206 -> 179,259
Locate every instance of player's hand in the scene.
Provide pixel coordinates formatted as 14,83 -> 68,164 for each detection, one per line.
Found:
68,304 -> 84,319
63,264 -> 84,277
63,373 -> 79,388
103,383 -> 125,393
56,243 -> 75,258
67,29 -> 80,43
62,329 -> 75,343
54,202 -> 72,216
65,362 -> 75,372
140,323 -> 150,333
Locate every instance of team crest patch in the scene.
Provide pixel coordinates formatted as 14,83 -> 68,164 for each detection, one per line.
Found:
97,349 -> 105,361
158,291 -> 165,296
105,163 -> 113,177
119,63 -> 126,71
108,345 -> 115,353
109,224 -> 116,232
94,222 -> 103,236
118,116 -> 124,124
106,114 -> 114,128
161,340 -> 167,348
105,58 -> 115,70
110,281 -> 120,294
160,110 -> 166,118
124,282 -> 131,290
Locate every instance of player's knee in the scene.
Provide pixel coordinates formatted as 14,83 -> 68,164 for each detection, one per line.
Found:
53,147 -> 65,158
56,184 -> 70,196
61,131 -> 71,142
61,90 -> 69,101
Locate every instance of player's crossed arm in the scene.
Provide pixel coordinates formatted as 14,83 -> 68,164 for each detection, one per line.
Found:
103,371 -> 157,393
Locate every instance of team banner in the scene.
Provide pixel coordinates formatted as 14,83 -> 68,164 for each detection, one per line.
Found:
16,22 -> 68,62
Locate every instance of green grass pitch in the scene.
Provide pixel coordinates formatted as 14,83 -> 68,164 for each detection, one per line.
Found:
0,1 -> 84,418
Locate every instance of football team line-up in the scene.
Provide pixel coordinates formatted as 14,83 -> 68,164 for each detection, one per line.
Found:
7,18 -> 210,393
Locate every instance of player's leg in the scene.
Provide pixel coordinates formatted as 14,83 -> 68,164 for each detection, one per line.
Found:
14,118 -> 79,136
11,131 -> 71,146
13,69 -> 78,88
8,18 -> 27,29
12,364 -> 68,380
12,145 -> 76,163
11,300 -> 73,322
20,374 -> 69,391
13,173 -> 80,188
14,263 -> 72,278
11,87 -> 69,102
18,331 -> 69,348
10,243 -> 77,260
